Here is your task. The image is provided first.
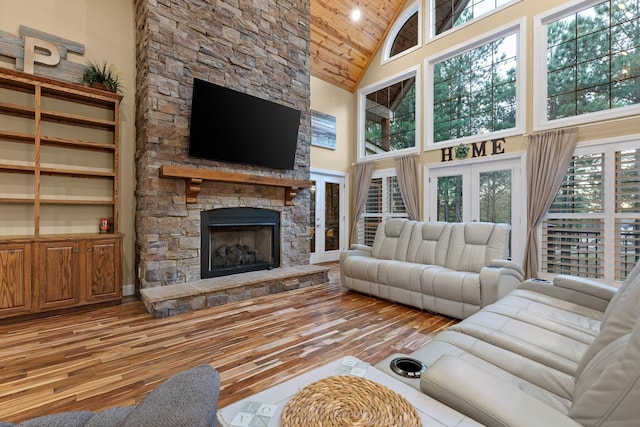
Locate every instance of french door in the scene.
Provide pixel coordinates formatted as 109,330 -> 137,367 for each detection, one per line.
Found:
426,156 -> 524,264
310,170 -> 347,263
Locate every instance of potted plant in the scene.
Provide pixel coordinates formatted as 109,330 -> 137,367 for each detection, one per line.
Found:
81,60 -> 122,93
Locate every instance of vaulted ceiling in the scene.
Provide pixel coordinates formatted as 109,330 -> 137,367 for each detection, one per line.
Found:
310,0 -> 408,92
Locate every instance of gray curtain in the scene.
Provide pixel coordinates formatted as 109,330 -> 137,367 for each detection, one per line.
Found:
394,154 -> 420,220
523,127 -> 578,278
349,161 -> 374,245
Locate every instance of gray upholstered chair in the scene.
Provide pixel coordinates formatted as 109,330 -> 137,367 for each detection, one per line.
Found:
0,363 -> 220,427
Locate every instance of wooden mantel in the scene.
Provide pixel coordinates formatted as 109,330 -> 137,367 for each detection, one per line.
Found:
160,165 -> 313,205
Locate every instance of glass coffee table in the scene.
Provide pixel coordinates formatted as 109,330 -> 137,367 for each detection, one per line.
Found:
216,356 -> 481,426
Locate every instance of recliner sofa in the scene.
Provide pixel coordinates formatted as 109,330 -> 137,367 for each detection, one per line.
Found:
375,259 -> 640,426
340,218 -> 524,319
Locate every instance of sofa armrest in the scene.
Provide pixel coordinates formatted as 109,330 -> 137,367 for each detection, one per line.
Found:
518,276 -> 616,312
479,260 -> 524,306
350,243 -> 372,251
420,355 -> 581,427
553,275 -> 617,301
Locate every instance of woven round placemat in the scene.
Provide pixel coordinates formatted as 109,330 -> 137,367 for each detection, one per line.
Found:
281,375 -> 422,427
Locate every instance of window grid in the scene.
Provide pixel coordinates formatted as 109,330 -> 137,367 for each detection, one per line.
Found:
546,0 -> 640,121
432,32 -> 517,144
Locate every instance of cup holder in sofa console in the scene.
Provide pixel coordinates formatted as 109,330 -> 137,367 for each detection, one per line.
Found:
389,357 -> 427,378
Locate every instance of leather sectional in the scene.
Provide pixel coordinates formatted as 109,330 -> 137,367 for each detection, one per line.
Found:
374,260 -> 640,426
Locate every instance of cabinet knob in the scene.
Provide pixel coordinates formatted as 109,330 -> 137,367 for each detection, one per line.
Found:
87,246 -> 92,252
74,248 -> 79,253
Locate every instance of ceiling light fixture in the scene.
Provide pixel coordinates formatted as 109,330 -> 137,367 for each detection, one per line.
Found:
350,8 -> 362,22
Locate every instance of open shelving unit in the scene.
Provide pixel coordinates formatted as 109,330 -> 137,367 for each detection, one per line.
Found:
0,68 -> 123,320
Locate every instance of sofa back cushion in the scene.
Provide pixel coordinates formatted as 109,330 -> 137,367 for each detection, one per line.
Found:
576,259 -> 640,377
405,221 -> 451,265
444,222 -> 510,273
570,305 -> 640,426
371,218 -> 415,261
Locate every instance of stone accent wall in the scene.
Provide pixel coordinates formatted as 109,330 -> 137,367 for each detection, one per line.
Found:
134,0 -> 311,290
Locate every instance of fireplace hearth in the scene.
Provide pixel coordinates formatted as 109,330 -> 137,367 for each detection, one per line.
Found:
201,207 -> 281,278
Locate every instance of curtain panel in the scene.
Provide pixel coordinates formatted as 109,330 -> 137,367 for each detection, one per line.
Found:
523,127 -> 578,278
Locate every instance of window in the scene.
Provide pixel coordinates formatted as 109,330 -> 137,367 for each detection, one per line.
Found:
426,21 -> 523,147
358,67 -> 419,161
383,3 -> 421,62
430,0 -> 520,38
534,0 -> 640,129
541,139 -> 640,284
358,170 -> 408,246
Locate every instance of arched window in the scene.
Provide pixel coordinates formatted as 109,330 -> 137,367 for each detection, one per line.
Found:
383,3 -> 421,63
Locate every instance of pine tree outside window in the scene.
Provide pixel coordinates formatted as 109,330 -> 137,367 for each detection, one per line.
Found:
534,0 -> 640,129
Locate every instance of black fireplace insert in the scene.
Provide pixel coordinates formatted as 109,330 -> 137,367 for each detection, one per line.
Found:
201,207 -> 280,278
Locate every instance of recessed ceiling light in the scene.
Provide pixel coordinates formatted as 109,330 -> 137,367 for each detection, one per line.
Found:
350,8 -> 362,22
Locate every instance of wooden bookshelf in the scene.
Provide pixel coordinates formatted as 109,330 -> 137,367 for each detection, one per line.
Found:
0,68 -> 123,320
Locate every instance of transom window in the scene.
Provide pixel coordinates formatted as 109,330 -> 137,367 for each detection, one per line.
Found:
426,22 -> 523,147
358,171 -> 408,246
431,0 -> 519,37
358,68 -> 419,161
534,0 -> 640,128
383,3 -> 421,62
541,140 -> 640,284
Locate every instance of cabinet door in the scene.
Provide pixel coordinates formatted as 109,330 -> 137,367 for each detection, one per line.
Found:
37,241 -> 80,310
85,238 -> 121,302
0,243 -> 32,317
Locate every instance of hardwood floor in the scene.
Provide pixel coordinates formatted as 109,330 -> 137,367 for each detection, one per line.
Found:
0,262 -> 457,423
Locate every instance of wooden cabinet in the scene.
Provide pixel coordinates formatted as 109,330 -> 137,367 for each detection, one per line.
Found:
0,68 -> 123,320
0,242 -> 32,317
36,240 -> 81,310
85,237 -> 122,302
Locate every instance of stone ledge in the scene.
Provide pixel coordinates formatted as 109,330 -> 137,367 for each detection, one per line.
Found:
140,265 -> 330,318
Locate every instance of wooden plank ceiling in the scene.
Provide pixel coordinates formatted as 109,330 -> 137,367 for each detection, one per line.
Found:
311,0 -> 408,92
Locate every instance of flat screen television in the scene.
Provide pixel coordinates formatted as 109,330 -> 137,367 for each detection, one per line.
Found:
188,78 -> 301,170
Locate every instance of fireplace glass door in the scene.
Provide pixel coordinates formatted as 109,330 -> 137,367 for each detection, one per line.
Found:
209,225 -> 273,272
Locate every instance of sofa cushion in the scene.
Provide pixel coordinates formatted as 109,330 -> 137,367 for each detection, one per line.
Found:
570,305 -> 640,426
405,221 -> 451,265
481,297 -> 600,344
445,223 -> 510,273
419,266 -> 481,318
449,311 -> 588,375
371,218 -> 415,261
489,290 -> 603,338
413,331 -> 573,412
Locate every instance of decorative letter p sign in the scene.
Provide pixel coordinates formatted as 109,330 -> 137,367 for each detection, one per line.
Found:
23,36 -> 60,74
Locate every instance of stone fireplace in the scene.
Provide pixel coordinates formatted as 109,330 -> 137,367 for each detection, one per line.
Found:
201,207 -> 280,278
134,0 -> 311,291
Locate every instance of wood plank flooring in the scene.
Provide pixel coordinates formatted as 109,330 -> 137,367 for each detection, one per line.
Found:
0,262 -> 457,423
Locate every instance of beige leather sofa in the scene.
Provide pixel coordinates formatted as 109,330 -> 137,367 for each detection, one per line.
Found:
375,260 -> 640,426
340,219 -> 524,319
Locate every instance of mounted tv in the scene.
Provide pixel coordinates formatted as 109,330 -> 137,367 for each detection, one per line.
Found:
188,78 -> 301,170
